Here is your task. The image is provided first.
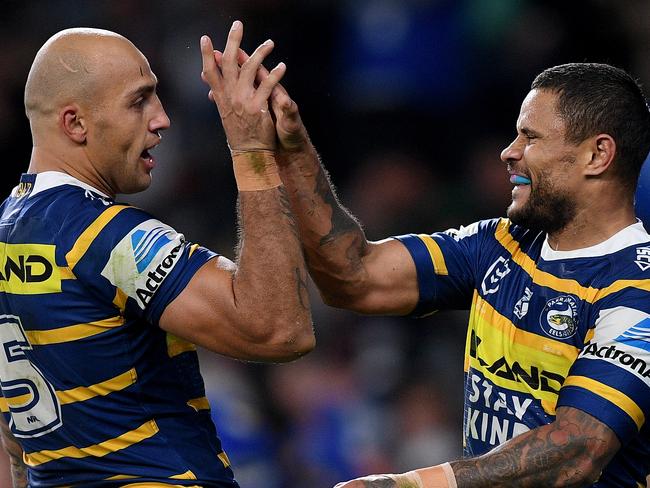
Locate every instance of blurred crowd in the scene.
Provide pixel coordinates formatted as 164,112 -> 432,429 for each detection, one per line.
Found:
1,1 -> 650,486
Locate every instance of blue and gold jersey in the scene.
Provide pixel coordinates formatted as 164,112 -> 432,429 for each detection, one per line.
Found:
0,172 -> 238,487
397,218 -> 650,487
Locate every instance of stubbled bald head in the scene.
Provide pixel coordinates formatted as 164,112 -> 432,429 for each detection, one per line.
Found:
24,28 -> 144,120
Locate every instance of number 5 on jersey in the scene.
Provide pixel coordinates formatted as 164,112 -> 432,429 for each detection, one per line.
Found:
0,315 -> 62,437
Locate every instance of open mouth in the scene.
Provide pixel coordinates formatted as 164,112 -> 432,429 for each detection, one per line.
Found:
510,175 -> 531,185
140,148 -> 156,171
140,149 -> 153,161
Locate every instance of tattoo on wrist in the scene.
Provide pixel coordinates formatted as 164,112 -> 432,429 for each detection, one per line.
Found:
278,186 -> 300,241
294,266 -> 309,310
315,165 -> 362,247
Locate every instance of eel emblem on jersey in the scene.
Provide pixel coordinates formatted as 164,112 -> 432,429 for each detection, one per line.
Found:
540,295 -> 578,339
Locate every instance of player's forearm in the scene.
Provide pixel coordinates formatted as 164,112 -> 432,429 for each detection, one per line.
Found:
233,180 -> 314,360
451,408 -> 618,488
0,418 -> 27,488
276,143 -> 372,303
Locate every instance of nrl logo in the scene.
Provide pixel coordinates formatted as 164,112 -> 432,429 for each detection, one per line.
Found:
481,256 -> 511,295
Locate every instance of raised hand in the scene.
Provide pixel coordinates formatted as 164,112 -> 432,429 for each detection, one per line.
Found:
200,21 -> 286,152
209,45 -> 310,153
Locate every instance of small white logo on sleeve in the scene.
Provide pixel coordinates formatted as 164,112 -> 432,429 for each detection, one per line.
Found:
513,287 -> 533,319
481,257 -> 511,295
635,246 -> 650,271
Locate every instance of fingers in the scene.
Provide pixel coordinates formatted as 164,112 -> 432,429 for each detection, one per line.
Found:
239,39 -> 276,87
270,84 -> 294,115
200,35 -> 222,90
254,62 -> 287,106
221,20 -> 244,82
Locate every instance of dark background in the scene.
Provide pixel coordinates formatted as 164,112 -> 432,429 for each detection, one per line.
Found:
1,1 -> 649,486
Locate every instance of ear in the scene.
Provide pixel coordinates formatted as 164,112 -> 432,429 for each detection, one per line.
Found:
60,105 -> 87,144
584,134 -> 616,176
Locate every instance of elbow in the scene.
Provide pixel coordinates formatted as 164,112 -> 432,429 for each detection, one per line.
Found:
553,455 -> 608,488
250,315 -> 316,362
576,457 -> 607,487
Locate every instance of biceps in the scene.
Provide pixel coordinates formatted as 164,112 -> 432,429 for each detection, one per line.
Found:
344,238 -> 419,315
158,257 -> 244,356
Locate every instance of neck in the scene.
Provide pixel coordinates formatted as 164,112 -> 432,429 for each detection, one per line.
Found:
546,199 -> 636,251
28,146 -> 115,198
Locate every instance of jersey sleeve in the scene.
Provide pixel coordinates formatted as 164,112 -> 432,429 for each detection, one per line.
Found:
393,219 -> 493,316
63,203 -> 218,325
557,300 -> 650,444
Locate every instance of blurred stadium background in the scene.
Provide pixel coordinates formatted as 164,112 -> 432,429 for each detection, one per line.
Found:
1,1 -> 649,486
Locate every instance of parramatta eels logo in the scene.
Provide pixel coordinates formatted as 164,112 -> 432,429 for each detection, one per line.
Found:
539,295 -> 578,339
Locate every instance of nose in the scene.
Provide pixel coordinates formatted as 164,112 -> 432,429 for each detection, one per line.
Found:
150,96 -> 171,133
500,136 -> 523,164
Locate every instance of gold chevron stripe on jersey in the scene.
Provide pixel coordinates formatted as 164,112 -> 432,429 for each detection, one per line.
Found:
563,376 -> 644,429
57,368 -> 137,405
218,451 -> 231,468
465,291 -> 579,413
25,315 -> 125,345
113,287 -> 128,313
186,397 -> 210,412
417,234 -> 449,275
166,333 -> 196,357
120,484 -> 201,487
0,368 -> 137,413
24,420 -> 159,467
494,219 -> 650,302
105,470 -> 199,483
65,204 -> 129,270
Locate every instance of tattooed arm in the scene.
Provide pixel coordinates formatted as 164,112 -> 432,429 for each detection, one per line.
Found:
0,416 -> 27,488
334,407 -> 620,488
451,407 -> 619,487
160,23 -> 314,362
265,83 -> 419,316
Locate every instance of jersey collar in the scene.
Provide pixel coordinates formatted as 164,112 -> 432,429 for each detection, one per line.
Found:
14,171 -> 112,200
541,221 -> 649,260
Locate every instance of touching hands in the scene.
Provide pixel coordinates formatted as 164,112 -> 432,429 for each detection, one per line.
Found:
200,21 -> 286,152
201,21 -> 310,154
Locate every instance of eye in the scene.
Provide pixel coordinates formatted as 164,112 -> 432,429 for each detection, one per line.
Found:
132,97 -> 145,109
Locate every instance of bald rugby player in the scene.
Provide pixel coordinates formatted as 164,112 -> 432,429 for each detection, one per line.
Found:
0,23 -> 314,487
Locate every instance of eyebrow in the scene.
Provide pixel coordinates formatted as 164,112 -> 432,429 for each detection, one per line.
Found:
519,127 -> 541,138
125,82 -> 157,101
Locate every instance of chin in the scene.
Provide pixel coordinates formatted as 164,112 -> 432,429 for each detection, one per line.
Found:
119,177 -> 152,195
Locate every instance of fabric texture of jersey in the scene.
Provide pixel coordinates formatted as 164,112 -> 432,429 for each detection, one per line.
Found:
0,172 -> 238,487
396,218 -> 650,488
